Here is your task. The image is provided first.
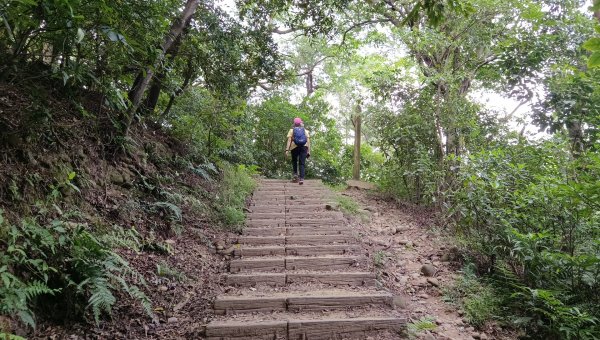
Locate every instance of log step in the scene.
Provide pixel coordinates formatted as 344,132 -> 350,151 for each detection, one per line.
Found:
214,292 -> 392,314
233,245 -> 359,257
230,256 -> 364,273
237,236 -> 285,245
225,272 -> 375,287
286,235 -> 354,245
286,272 -> 375,286
205,317 -> 405,340
233,246 -> 286,257
243,227 -> 350,237
286,219 -> 344,227
285,244 -> 359,256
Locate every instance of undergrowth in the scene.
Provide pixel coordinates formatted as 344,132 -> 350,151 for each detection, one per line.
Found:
442,264 -> 501,328
0,208 -> 152,328
214,164 -> 257,231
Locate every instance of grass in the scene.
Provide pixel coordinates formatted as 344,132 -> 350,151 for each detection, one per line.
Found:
335,195 -> 360,215
373,250 -> 388,267
156,261 -> 186,282
215,164 -> 256,231
442,264 -> 500,328
406,316 -> 437,338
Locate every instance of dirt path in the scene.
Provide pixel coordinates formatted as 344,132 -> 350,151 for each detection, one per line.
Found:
342,188 -> 499,340
204,180 -> 406,339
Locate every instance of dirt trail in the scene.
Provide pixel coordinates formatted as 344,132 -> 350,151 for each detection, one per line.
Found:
205,179 -> 406,339
342,189 -> 503,340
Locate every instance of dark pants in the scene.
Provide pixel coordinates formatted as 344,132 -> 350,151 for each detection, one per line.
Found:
291,146 -> 307,179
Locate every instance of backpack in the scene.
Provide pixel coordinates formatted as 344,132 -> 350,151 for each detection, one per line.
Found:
293,127 -> 307,146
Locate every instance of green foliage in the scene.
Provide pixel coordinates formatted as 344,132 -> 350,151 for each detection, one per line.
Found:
373,250 -> 388,268
335,195 -> 360,215
443,264 -> 501,328
214,164 -> 256,230
156,261 -> 186,282
448,141 -> 600,337
406,316 -> 437,339
0,209 -> 152,328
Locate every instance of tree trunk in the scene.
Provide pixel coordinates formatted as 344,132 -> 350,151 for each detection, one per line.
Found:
124,0 -> 199,135
306,71 -> 314,96
352,104 -> 362,181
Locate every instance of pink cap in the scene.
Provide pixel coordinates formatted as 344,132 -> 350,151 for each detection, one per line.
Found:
294,117 -> 302,125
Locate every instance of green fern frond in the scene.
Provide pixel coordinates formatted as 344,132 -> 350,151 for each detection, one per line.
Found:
88,277 -> 116,324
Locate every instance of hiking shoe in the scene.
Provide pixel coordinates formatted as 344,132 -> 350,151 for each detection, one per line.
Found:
291,175 -> 299,183
299,179 -> 304,185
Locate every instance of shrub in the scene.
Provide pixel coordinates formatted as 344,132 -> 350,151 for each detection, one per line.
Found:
0,209 -> 152,328
214,164 -> 256,230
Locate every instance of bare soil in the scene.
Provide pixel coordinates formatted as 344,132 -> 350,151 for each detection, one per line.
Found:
343,188 -> 513,340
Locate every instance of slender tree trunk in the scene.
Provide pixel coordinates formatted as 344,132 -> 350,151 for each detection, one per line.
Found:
124,0 -> 199,135
352,104 -> 362,181
161,56 -> 195,119
306,71 -> 314,96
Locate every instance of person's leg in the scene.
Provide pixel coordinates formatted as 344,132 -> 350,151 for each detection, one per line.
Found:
291,147 -> 299,181
298,146 -> 307,183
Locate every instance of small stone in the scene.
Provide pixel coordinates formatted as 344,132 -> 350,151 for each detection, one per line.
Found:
158,286 -> 168,292
418,293 -> 430,299
392,295 -> 408,309
427,278 -> 440,287
457,310 -> 465,316
167,317 -> 178,323
214,240 -> 225,250
472,333 -> 481,339
406,241 -> 414,247
423,334 -> 436,340
165,239 -> 176,245
398,239 -> 409,245
479,334 -> 489,340
421,264 -> 437,277
467,326 -> 475,332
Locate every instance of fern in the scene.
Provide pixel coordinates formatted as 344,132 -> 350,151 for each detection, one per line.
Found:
87,277 -> 116,324
151,202 -> 182,222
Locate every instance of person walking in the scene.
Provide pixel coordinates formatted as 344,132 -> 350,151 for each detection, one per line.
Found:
285,117 -> 311,185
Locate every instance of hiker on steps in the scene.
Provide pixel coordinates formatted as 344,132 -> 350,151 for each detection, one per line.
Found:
285,117 -> 311,185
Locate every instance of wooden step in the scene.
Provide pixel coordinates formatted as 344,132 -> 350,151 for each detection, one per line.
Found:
288,317 -> 404,339
286,272 -> 375,286
285,256 -> 363,271
246,219 -> 285,227
233,246 -> 286,257
205,317 -> 405,340
214,292 -> 392,314
286,219 -> 344,227
285,244 -> 358,256
224,273 -> 286,287
205,320 -> 287,339
237,236 -> 285,245
230,256 -> 363,272
243,228 -> 286,237
225,272 -> 375,287
234,244 -> 358,258
230,258 -> 285,273
246,212 -> 342,220
286,235 -> 354,245
285,227 -> 351,236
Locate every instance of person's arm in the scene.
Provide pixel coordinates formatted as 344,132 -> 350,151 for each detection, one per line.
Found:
306,133 -> 311,155
285,132 -> 292,157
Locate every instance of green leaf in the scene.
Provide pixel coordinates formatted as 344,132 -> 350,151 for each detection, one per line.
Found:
68,171 -> 76,180
582,37 -> 600,52
588,51 -> 600,68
